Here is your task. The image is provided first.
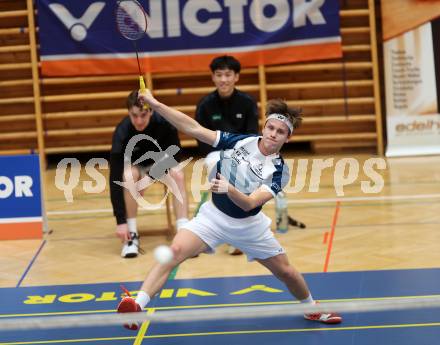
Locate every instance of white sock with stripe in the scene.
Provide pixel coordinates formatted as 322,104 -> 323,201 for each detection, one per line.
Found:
135,290 -> 150,309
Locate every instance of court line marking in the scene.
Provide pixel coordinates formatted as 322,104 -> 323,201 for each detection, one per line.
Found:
45,193 -> 440,216
143,322 -> 440,338
0,336 -> 135,345
323,232 -> 329,244
284,193 -> 440,204
46,200 -> 440,222
3,294 -> 440,318
16,240 -> 46,288
1,322 -> 440,344
0,310 -> 115,318
323,201 -> 340,272
44,175 -> 440,203
134,308 -> 155,345
44,220 -> 440,238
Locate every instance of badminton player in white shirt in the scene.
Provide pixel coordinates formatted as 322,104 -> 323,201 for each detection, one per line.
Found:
117,89 -> 342,329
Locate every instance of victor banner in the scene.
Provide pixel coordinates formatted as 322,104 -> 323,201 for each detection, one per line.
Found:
36,0 -> 342,75
0,155 -> 44,240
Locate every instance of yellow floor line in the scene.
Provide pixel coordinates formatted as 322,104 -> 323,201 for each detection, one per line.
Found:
133,308 -> 155,345
3,294 -> 440,318
141,321 -> 440,338
0,336 -> 134,345
2,322 -> 440,345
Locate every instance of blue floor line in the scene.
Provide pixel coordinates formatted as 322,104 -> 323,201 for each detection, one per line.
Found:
16,240 -> 46,288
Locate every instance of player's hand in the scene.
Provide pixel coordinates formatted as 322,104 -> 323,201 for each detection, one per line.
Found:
138,88 -> 158,108
210,173 -> 230,194
116,223 -> 130,242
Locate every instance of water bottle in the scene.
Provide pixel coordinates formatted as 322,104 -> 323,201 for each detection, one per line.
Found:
275,191 -> 288,233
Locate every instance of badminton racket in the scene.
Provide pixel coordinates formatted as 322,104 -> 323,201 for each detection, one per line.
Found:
115,0 -> 148,106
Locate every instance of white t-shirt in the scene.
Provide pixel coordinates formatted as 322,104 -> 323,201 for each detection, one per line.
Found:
210,131 -> 289,218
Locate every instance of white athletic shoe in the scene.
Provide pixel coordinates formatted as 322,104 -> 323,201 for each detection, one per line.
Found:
121,232 -> 140,258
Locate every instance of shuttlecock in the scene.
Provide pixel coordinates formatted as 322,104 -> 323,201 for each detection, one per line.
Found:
153,245 -> 174,264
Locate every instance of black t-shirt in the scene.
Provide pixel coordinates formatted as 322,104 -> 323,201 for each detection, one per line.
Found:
109,113 -> 181,225
195,89 -> 259,155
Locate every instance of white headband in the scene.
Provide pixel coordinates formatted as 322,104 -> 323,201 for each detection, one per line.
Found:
265,113 -> 294,134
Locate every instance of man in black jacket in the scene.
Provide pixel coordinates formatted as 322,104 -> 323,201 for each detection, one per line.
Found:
110,91 -> 189,258
195,55 -> 259,255
196,55 -> 259,156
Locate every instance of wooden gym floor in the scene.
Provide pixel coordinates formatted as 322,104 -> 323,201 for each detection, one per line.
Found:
1,153 -> 440,288
1,152 -> 440,344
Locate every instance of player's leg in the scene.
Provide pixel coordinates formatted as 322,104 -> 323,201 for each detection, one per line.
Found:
236,214 -> 341,324
123,165 -> 142,219
118,229 -> 208,329
139,229 -> 207,297
120,165 -> 146,258
118,199 -> 223,330
167,168 -> 189,229
257,254 -> 342,324
257,254 -> 310,300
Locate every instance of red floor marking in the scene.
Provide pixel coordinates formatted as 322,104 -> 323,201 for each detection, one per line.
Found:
323,231 -> 329,244
323,201 -> 341,273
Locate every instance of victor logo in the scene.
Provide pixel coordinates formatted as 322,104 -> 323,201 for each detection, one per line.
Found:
49,2 -> 105,42
0,176 -> 33,199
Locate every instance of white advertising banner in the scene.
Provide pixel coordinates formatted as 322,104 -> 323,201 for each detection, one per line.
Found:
384,22 -> 440,157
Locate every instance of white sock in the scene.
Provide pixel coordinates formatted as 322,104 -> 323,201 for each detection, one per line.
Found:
300,294 -> 315,304
176,217 -> 189,230
135,290 -> 150,309
127,218 -> 137,234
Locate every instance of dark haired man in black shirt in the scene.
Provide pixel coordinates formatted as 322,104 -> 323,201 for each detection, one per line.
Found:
195,55 -> 259,255
110,91 -> 189,258
196,55 -> 259,156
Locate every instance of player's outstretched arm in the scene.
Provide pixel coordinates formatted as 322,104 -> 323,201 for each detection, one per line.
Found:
138,89 -> 217,146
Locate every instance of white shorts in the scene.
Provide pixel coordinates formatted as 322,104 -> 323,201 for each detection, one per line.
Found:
184,201 -> 285,261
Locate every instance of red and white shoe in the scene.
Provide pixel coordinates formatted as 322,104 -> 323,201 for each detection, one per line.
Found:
304,302 -> 342,324
117,286 -> 142,330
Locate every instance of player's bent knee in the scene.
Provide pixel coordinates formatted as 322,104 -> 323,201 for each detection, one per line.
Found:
169,243 -> 185,262
276,267 -> 297,283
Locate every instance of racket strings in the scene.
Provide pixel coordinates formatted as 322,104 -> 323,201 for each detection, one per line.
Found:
116,0 -> 147,41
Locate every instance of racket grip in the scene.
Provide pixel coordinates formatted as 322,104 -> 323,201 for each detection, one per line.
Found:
139,76 -> 149,110
139,76 -> 146,91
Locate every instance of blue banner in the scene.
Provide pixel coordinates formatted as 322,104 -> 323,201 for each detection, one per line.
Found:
0,155 -> 43,239
36,0 -> 342,75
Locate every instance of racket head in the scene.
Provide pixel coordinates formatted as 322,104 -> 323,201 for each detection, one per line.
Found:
115,0 -> 148,41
